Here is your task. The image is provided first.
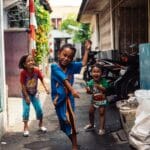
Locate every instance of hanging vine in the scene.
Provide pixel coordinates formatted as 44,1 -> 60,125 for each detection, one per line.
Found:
34,0 -> 51,64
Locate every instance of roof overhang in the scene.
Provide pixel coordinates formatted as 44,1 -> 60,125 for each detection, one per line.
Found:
51,30 -> 72,39
77,0 -> 146,23
77,0 -> 102,23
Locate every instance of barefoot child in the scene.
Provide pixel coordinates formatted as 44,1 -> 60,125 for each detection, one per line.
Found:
51,43 -> 90,150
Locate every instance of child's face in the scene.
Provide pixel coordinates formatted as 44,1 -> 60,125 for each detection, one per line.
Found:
24,55 -> 35,69
91,66 -> 102,81
58,48 -> 74,67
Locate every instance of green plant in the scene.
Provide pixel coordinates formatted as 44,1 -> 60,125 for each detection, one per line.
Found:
61,14 -> 91,44
35,0 -> 51,64
73,23 -> 91,44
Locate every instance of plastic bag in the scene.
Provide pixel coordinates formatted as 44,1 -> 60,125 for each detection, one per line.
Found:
129,115 -> 150,150
129,90 -> 150,150
134,90 -> 150,117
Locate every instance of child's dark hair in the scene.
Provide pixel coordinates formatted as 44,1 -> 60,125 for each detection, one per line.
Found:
85,39 -> 92,45
18,54 -> 29,69
91,63 -> 102,71
59,43 -> 76,57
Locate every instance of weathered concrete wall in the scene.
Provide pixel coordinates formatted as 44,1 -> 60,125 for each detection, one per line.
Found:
4,29 -> 28,97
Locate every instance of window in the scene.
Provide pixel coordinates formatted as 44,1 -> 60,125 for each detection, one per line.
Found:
7,1 -> 29,28
51,18 -> 62,29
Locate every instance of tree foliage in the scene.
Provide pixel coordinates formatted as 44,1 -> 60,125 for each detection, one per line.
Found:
61,14 -> 80,34
74,23 -> 91,44
61,14 -> 91,44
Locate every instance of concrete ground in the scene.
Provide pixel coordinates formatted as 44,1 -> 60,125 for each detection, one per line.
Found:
0,76 -> 133,150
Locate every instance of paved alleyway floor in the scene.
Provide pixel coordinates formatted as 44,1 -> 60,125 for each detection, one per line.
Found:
0,77 -> 133,150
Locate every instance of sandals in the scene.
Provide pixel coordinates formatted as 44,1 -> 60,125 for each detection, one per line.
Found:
39,126 -> 47,133
84,124 -> 95,131
23,130 -> 29,137
98,129 -> 105,135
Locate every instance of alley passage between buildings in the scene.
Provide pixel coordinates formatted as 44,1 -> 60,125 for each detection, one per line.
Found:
0,78 -> 132,150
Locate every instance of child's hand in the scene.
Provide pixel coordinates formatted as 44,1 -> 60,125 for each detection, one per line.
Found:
86,87 -> 92,94
71,89 -> 80,98
94,84 -> 105,92
26,96 -> 30,104
94,84 -> 101,88
85,41 -> 91,51
45,88 -> 50,94
53,95 -> 58,106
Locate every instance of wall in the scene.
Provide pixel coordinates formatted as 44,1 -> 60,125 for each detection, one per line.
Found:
0,0 -> 7,139
90,15 -> 99,51
51,6 -> 79,19
4,29 -> 28,97
99,0 -> 113,51
139,43 -> 150,89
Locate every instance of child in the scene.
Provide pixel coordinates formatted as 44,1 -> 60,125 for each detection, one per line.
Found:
84,63 -> 109,135
18,54 -> 49,137
51,43 -> 90,150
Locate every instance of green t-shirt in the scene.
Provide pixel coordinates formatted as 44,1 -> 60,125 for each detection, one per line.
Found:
87,78 -> 109,89
86,78 -> 110,106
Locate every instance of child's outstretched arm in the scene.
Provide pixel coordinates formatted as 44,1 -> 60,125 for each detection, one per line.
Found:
82,41 -> 91,66
51,64 -> 80,98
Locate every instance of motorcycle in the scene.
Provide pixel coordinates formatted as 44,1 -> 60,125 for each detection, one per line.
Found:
105,52 -> 140,100
83,50 -> 140,101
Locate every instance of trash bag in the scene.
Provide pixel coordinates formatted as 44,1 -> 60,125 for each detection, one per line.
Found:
129,90 -> 150,150
135,90 -> 150,119
129,115 -> 150,150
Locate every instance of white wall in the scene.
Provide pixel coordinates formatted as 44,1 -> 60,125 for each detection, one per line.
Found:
51,6 -> 79,19
0,0 -> 7,139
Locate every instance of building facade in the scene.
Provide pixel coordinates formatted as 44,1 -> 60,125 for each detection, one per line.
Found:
50,5 -> 80,61
78,0 -> 149,59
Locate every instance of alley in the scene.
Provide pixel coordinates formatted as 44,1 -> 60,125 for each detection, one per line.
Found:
0,77 -> 132,150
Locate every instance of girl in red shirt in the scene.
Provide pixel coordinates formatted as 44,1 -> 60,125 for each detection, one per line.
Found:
19,54 -> 49,137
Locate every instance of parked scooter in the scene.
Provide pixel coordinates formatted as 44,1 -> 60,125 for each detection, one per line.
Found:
106,52 -> 140,100
83,48 -> 140,101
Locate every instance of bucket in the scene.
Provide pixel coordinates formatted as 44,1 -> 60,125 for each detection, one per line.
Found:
119,107 -> 137,134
